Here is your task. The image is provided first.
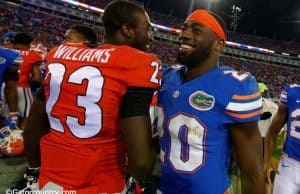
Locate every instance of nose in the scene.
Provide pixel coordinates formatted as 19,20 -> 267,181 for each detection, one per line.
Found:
179,27 -> 192,42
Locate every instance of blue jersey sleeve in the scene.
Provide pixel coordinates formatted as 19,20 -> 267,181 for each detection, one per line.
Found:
10,54 -> 23,67
223,76 -> 263,124
279,86 -> 288,106
279,85 -> 289,107
0,48 -> 22,68
280,84 -> 300,108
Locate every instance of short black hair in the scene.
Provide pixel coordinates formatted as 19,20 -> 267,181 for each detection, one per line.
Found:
102,0 -> 145,36
71,25 -> 98,43
209,12 -> 227,39
13,32 -> 33,45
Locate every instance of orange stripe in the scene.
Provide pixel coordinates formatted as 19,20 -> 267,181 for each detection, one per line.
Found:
225,109 -> 262,119
232,91 -> 261,100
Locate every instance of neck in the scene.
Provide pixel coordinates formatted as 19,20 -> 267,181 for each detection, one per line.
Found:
184,56 -> 218,82
103,36 -> 128,46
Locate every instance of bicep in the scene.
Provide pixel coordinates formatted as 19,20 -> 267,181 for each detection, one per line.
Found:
229,122 -> 263,171
120,87 -> 154,141
31,63 -> 41,74
269,104 -> 287,134
120,87 -> 154,147
31,63 -> 42,80
121,116 -> 153,151
120,87 -> 155,179
4,66 -> 19,83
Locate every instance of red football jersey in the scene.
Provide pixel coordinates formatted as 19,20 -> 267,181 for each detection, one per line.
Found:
13,49 -> 42,87
39,43 -> 161,192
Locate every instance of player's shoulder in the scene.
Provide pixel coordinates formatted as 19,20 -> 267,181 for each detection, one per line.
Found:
0,47 -> 19,58
280,84 -> 300,106
287,84 -> 300,90
28,50 -> 42,60
285,84 -> 300,97
218,65 -> 258,90
29,50 -> 41,56
113,45 -> 158,62
0,47 -> 20,65
162,64 -> 184,76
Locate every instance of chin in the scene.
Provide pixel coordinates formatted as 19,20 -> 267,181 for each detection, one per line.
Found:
177,53 -> 189,65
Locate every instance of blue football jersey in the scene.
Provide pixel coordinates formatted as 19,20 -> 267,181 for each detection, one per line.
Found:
0,47 -> 21,78
0,47 -> 22,99
280,84 -> 300,161
157,66 -> 262,194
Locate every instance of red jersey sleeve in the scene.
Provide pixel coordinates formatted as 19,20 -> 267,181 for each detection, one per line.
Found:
29,51 -> 43,65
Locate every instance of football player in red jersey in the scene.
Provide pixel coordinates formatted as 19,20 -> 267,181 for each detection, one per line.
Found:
10,26 -> 98,193
14,1 -> 160,193
62,26 -> 98,44
9,33 -> 43,130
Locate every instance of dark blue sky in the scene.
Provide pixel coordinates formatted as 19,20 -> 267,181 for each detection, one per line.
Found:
136,0 -> 300,43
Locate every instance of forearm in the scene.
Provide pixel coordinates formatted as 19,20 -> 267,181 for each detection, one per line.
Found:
265,113 -> 286,163
120,87 -> 156,182
123,116 -> 155,182
230,122 -> 265,194
31,64 -> 42,83
240,163 -> 265,194
4,82 -> 18,112
23,99 -> 49,167
239,141 -> 265,194
264,131 -> 277,163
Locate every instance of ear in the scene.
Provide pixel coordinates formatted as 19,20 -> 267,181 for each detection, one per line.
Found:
120,24 -> 135,39
214,39 -> 225,52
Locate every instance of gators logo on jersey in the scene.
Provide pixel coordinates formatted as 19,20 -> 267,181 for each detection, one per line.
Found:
0,57 -> 6,64
189,91 -> 215,111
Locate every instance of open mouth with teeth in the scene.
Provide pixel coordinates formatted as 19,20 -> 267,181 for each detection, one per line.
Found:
179,44 -> 195,53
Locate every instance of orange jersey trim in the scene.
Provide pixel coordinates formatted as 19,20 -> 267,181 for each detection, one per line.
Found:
232,91 -> 260,100
225,109 -> 262,119
280,99 -> 288,103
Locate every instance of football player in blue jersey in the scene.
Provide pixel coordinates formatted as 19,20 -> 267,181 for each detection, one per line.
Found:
265,84 -> 300,194
0,47 -> 22,128
156,9 -> 264,194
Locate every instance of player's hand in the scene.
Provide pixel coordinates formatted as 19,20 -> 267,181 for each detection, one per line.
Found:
5,112 -> 19,129
124,176 -> 144,194
263,160 -> 278,187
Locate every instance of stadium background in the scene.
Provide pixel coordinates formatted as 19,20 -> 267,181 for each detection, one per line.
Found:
0,0 -> 299,193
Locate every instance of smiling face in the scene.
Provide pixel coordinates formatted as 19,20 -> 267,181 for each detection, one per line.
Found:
177,21 -> 218,69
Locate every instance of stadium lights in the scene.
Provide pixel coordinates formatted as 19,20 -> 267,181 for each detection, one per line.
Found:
231,5 -> 242,31
232,5 -> 241,12
282,52 -> 290,56
58,0 -> 277,56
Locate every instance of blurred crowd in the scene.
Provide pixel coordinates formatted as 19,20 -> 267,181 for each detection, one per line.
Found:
1,1 -> 299,98
220,57 -> 300,98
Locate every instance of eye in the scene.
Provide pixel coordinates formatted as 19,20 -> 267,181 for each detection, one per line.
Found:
181,24 -> 187,30
192,26 -> 202,33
